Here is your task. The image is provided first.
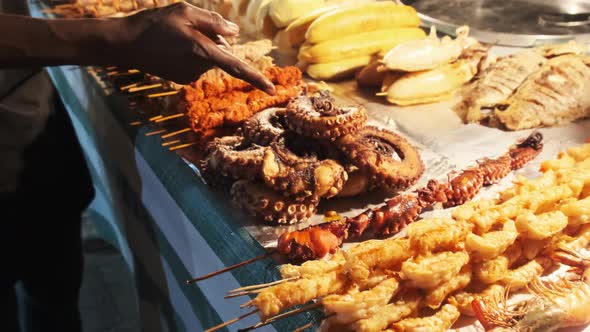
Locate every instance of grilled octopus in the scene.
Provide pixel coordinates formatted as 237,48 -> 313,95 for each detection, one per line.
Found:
277,132 -> 544,263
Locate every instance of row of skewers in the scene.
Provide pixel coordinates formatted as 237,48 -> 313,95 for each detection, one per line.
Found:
197,139 -> 590,332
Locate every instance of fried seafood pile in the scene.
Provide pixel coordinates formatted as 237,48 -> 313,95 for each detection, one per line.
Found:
181,66 -> 303,133
160,39 -> 305,136
455,40 -> 590,130
277,132 -> 543,262
238,140 -> 590,332
200,91 -> 425,224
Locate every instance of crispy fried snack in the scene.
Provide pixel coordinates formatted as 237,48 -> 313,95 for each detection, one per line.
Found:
180,66 -> 303,134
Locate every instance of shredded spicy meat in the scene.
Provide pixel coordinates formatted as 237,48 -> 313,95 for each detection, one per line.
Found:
180,66 -> 303,134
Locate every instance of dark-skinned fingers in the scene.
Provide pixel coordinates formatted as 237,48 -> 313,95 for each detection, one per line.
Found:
191,31 -> 276,95
181,4 -> 239,37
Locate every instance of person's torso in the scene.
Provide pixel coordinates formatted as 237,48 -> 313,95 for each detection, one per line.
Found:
0,0 -> 54,193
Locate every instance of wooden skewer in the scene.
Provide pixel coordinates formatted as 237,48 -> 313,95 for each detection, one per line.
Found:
149,115 -> 163,121
375,92 -> 388,96
128,83 -> 162,93
237,303 -> 322,332
169,142 -> 198,151
292,321 -> 315,332
162,139 -> 181,147
186,253 -> 272,284
148,90 -> 179,98
105,66 -> 117,71
145,129 -> 167,136
120,82 -> 139,91
129,121 -> 142,126
241,300 -> 254,309
203,309 -> 259,332
293,314 -> 332,332
107,69 -> 140,76
224,289 -> 264,299
155,113 -> 185,123
161,128 -> 191,139
228,277 -> 300,294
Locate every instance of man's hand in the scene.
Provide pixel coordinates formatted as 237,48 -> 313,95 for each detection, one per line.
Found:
0,2 -> 275,94
116,2 -> 275,94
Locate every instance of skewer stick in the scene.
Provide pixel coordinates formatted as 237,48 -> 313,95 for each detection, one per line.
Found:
204,309 -> 259,332
120,82 -> 139,91
228,276 -> 299,294
107,69 -> 140,76
149,115 -> 163,121
292,321 -> 314,332
238,303 -> 322,332
129,83 -> 162,93
162,139 -> 181,147
293,313 -> 333,332
224,289 -> 264,299
148,90 -> 179,98
186,253 -> 272,284
161,128 -> 191,139
145,129 -> 167,136
105,66 -> 117,71
241,300 -> 254,308
155,113 -> 185,123
169,142 -> 198,151
129,121 -> 142,126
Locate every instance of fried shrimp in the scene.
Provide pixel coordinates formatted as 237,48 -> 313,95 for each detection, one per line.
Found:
323,277 -> 400,324
249,269 -> 348,319
400,251 -> 470,289
388,304 -> 460,332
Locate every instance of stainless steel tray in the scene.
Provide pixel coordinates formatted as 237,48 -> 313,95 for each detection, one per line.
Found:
401,0 -> 590,46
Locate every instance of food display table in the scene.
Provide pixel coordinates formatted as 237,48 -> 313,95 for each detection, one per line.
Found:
28,1 -> 590,332
29,4 -> 306,332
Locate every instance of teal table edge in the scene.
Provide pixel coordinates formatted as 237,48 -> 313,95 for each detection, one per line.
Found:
29,2 -> 323,329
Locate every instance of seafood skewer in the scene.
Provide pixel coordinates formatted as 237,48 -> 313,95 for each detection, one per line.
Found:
276,132 -> 544,262
473,248 -> 590,331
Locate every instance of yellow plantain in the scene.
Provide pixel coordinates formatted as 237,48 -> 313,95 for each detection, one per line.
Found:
269,0 -> 327,28
284,4 -> 342,47
298,27 -> 426,63
381,59 -> 477,106
306,55 -> 373,81
305,2 -> 420,43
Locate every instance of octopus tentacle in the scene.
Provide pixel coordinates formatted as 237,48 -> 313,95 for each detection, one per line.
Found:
262,139 -> 348,199
242,107 -> 286,146
509,131 -> 544,170
200,136 -> 264,185
442,169 -> 484,208
335,126 -> 424,190
477,154 -> 512,186
230,180 -> 319,224
284,91 -> 367,140
335,169 -> 373,198
418,132 -> 544,208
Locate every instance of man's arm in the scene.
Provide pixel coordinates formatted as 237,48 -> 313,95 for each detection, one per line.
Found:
0,15 -> 123,68
0,2 -> 275,94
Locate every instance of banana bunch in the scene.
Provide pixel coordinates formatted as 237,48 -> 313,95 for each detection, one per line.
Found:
227,1 -> 426,81
230,0 -> 333,39
357,26 -> 489,106
296,1 -> 425,81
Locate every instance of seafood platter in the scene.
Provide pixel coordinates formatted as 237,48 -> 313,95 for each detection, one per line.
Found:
48,0 -> 590,331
